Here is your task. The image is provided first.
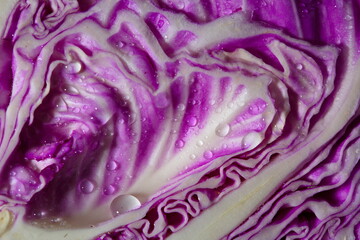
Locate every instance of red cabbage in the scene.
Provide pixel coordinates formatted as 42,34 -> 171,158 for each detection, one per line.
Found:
0,0 -> 359,240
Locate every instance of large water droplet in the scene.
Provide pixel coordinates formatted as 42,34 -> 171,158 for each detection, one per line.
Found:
103,185 -> 116,195
186,116 -> 198,127
216,123 -> 230,137
175,139 -> 185,148
79,179 -> 95,194
203,150 -> 213,159
106,161 -> 118,171
110,195 -> 141,217
155,93 -> 169,108
65,61 -> 82,74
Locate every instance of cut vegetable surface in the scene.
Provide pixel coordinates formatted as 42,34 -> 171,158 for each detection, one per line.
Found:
0,0 -> 359,240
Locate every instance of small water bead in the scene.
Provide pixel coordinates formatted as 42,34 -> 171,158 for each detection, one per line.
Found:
197,140 -> 204,147
177,103 -> 186,111
79,179 -> 95,194
175,139 -> 185,148
203,150 -> 213,159
104,185 -> 116,195
177,1 -> 185,9
190,154 -> 196,160
86,86 -> 97,93
216,123 -> 230,137
128,113 -> 137,124
116,41 -> 124,48
32,210 -> 48,219
296,63 -> 304,70
345,15 -> 353,21
110,195 -> 141,217
227,102 -> 234,109
106,161 -> 118,171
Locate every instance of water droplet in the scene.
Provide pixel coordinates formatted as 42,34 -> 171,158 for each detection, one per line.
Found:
227,102 -> 234,109
67,86 -> 80,95
296,63 -> 303,70
177,103 -> 186,111
86,86 -> 97,93
110,195 -> 141,217
104,185 -> 116,195
79,179 -> 95,194
158,19 -> 165,28
345,15 -> 353,21
128,113 -> 136,124
106,161 -> 118,171
241,132 -> 262,149
203,150 -> 213,159
186,116 -> 198,127
116,41 -> 124,48
155,93 -> 169,108
209,99 -> 216,105
216,123 -> 230,137
65,61 -> 82,74
197,140 -> 204,147
190,154 -> 196,159
175,139 -> 185,148
177,1 -> 185,9
335,37 -> 341,45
